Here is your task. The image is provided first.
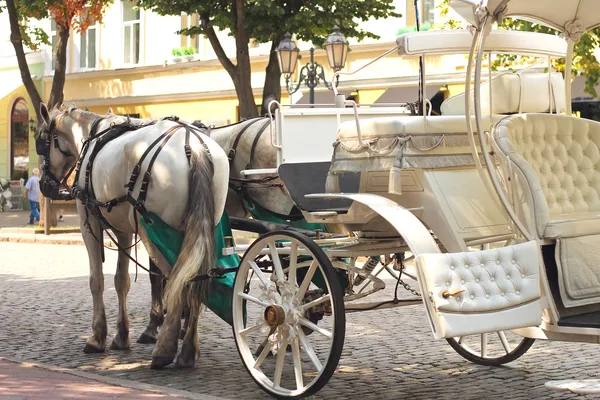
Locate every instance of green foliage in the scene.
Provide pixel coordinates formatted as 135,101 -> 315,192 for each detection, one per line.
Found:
436,0 -> 600,98
182,46 -> 196,55
137,0 -> 402,49
396,23 -> 431,36
172,47 -> 182,56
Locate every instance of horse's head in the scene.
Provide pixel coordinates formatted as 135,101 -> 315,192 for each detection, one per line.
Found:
35,103 -> 80,200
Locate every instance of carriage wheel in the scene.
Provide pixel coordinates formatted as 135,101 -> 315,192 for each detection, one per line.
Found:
232,231 -> 345,399
446,331 -> 535,366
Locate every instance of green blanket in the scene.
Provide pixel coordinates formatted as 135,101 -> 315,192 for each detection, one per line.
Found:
141,211 -> 241,326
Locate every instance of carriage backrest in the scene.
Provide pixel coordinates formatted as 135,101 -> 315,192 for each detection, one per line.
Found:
495,114 -> 600,215
493,113 -> 600,238
441,72 -> 566,116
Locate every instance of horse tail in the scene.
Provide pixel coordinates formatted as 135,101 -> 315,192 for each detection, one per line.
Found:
165,145 -> 215,311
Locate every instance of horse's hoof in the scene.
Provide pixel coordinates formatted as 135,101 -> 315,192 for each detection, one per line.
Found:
137,332 -> 157,344
150,355 -> 175,369
174,355 -> 197,369
83,342 -> 105,354
110,335 -> 131,351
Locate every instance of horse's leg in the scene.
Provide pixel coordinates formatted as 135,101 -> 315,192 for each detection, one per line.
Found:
151,290 -> 183,369
80,213 -> 107,353
110,231 -> 133,350
179,300 -> 190,340
175,287 -> 200,368
138,258 -> 164,344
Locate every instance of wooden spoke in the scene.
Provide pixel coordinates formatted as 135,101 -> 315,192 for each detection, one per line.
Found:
238,292 -> 270,308
292,337 -> 304,390
268,240 -> 285,283
249,260 -> 269,287
481,333 -> 488,358
298,316 -> 333,338
239,323 -> 263,337
498,331 -> 512,354
298,329 -> 323,372
295,260 -> 318,302
273,334 -> 288,388
288,241 -> 299,286
300,295 -> 330,312
254,340 -> 273,369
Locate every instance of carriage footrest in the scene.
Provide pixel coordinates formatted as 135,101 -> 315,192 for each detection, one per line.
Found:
558,311 -> 600,328
415,240 -> 543,339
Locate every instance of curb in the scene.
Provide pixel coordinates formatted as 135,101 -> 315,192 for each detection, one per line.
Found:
0,356 -> 229,400
0,233 -> 114,247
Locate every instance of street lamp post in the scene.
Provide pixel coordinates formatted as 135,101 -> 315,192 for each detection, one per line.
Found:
277,26 -> 349,105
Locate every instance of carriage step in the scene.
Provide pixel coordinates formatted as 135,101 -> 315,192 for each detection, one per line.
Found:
557,311 -> 600,328
309,211 -> 339,218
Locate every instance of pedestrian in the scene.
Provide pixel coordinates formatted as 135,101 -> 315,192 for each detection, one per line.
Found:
24,168 -> 41,225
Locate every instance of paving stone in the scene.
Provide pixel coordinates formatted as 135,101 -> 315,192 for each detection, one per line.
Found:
0,242 -> 598,399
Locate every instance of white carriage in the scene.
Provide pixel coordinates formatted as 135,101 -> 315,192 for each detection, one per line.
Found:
227,1 -> 600,398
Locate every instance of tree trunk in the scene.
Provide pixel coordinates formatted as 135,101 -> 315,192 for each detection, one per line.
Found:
232,0 -> 258,119
201,10 -> 257,120
260,37 -> 283,116
47,24 -> 70,109
6,0 -> 44,122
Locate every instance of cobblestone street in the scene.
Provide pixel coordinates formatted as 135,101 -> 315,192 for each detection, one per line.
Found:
0,241 -> 598,399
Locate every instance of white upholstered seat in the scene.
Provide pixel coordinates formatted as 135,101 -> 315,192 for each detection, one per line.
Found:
493,114 -> 600,307
494,114 -> 600,239
441,72 -> 566,116
336,115 -> 494,140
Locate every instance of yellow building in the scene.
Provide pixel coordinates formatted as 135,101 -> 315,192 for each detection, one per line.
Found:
0,0 -> 476,181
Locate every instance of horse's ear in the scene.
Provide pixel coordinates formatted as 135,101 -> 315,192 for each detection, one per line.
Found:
107,107 -> 113,115
40,103 -> 51,126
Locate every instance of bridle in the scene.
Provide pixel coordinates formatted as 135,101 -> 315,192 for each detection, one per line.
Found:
35,118 -> 78,201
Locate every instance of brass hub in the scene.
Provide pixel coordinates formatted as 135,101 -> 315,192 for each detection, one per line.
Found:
264,305 -> 286,327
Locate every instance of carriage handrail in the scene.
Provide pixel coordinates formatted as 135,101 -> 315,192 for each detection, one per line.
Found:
331,45 -> 401,97
466,17 -> 533,241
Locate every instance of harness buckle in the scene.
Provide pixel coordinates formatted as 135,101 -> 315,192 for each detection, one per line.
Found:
228,148 -> 236,161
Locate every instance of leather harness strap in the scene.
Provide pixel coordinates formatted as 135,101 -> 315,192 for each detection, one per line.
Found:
228,117 -> 265,163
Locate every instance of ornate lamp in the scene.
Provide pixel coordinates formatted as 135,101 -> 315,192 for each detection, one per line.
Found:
323,26 -> 349,71
278,27 -> 350,104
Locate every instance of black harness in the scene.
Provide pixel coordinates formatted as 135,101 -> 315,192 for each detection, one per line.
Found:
224,117 -> 303,221
35,114 -> 234,280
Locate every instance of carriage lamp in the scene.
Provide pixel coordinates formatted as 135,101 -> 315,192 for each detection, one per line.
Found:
277,26 -> 349,105
29,118 -> 36,134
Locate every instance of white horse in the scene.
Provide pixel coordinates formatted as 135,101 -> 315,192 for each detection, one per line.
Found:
36,104 -> 229,368
209,117 -> 301,219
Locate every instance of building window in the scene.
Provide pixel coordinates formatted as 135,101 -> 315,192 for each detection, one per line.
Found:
10,99 -> 29,181
50,18 -> 56,71
80,18 -> 98,69
123,1 -> 140,64
422,0 -> 436,26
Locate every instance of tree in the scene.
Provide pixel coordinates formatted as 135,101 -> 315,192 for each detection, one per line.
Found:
1,0 -> 111,121
437,0 -> 600,97
136,0 -> 401,118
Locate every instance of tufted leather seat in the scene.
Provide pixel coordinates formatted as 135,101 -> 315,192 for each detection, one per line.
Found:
416,240 -> 541,338
494,114 -> 600,239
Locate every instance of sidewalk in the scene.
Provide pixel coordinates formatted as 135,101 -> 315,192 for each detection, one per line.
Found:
0,358 -> 189,399
0,210 -> 106,246
0,210 -> 257,247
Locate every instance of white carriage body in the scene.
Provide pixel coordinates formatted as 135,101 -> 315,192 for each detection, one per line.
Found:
263,24 -> 600,344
